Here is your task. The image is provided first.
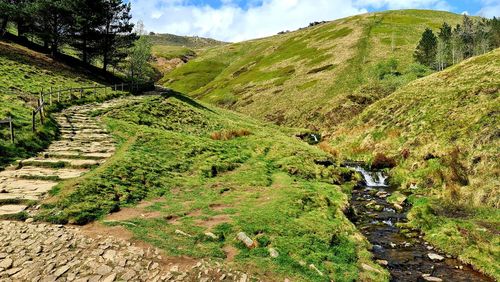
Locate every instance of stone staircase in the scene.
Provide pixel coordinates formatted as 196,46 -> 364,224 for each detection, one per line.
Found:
0,100 -> 121,217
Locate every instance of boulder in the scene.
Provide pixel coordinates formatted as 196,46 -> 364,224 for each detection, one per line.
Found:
237,232 -> 255,249
427,253 -> 444,261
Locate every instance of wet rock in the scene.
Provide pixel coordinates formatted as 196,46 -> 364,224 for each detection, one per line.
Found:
393,203 -> 403,212
237,232 -> 255,249
387,192 -> 407,206
361,263 -> 381,273
376,260 -> 388,266
427,253 -> 444,262
422,274 -> 443,281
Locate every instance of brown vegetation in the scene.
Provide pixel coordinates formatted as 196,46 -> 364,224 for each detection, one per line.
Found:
210,129 -> 252,141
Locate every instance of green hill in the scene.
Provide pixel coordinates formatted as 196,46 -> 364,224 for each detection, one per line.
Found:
146,33 -> 227,48
331,48 -> 500,278
161,10 -> 463,129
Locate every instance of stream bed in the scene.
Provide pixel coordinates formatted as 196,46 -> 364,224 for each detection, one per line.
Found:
347,166 -> 493,282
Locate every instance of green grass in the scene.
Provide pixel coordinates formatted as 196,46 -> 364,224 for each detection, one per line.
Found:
0,40 -> 130,168
161,10 -> 463,129
152,45 -> 195,60
39,94 -> 388,281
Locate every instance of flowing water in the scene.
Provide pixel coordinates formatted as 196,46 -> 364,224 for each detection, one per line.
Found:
347,166 -> 494,282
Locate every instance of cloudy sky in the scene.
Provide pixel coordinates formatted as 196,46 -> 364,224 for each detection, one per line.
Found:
128,0 -> 500,42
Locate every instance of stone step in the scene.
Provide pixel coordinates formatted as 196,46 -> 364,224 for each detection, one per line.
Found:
0,166 -> 88,180
0,204 -> 28,215
40,151 -> 113,160
21,158 -> 103,168
60,129 -> 108,134
46,146 -> 115,154
0,178 -> 58,195
60,134 -> 111,140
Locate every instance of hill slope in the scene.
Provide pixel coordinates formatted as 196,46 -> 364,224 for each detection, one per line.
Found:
331,48 -> 500,278
161,10 -> 463,130
146,33 -> 227,48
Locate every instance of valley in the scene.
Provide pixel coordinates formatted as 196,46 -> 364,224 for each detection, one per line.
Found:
0,4 -> 498,282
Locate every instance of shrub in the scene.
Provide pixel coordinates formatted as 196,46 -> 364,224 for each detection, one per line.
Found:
371,152 -> 396,169
210,129 -> 251,141
318,141 -> 339,158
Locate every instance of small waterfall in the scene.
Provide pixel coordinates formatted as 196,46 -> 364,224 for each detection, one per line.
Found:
352,166 -> 388,187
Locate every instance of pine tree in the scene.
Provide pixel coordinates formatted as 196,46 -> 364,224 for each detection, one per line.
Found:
473,18 -> 491,55
31,0 -> 74,55
490,17 -> 500,49
461,14 -> 475,58
414,28 -> 437,67
70,0 -> 106,64
451,25 -> 464,64
99,0 -> 135,71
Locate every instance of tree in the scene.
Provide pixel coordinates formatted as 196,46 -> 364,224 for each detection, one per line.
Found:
0,0 -> 35,38
451,25 -> 464,64
31,0 -> 74,55
436,38 -> 447,71
127,35 -> 152,81
438,22 -> 452,67
99,0 -> 135,71
473,18 -> 491,55
414,28 -> 437,67
70,0 -> 106,64
461,14 -> 475,58
490,17 -> 500,49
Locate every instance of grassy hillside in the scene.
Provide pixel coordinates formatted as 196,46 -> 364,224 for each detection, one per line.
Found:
40,93 -> 388,281
330,48 -> 500,278
146,33 -> 226,48
0,40 -> 127,168
161,10 -> 462,130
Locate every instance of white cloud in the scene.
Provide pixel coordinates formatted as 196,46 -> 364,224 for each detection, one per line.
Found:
130,0 -> 368,42
477,0 -> 500,18
353,0 -> 451,10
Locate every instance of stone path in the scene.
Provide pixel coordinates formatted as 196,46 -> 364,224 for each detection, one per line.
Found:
0,100 -> 122,217
0,221 -> 252,282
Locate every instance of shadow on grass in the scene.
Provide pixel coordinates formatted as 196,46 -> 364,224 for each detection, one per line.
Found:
159,89 -> 216,113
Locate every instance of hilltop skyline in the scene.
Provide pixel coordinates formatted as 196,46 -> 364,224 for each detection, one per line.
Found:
129,0 -> 500,42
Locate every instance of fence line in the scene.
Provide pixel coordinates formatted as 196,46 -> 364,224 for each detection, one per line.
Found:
1,81 -> 151,143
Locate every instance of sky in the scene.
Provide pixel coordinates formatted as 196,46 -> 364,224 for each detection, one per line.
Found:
128,0 -> 500,42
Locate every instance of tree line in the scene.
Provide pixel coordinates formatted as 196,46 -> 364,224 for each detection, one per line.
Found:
414,15 -> 500,71
0,0 -> 136,72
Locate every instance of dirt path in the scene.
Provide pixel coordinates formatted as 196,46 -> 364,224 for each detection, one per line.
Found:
0,96 -> 254,281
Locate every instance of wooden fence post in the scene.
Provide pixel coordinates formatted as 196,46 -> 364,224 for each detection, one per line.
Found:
50,87 -> 52,105
32,110 -> 36,132
94,84 -> 97,95
58,87 -> 61,102
9,117 -> 14,143
121,83 -> 124,92
80,88 -> 83,99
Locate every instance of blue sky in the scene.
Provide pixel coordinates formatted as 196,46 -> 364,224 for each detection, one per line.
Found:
129,0 -> 500,42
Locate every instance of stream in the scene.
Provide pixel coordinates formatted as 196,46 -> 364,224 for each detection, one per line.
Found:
347,166 -> 494,282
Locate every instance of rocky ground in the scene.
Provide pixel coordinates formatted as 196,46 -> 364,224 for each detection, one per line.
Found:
0,96 -> 255,282
0,220 -> 252,282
